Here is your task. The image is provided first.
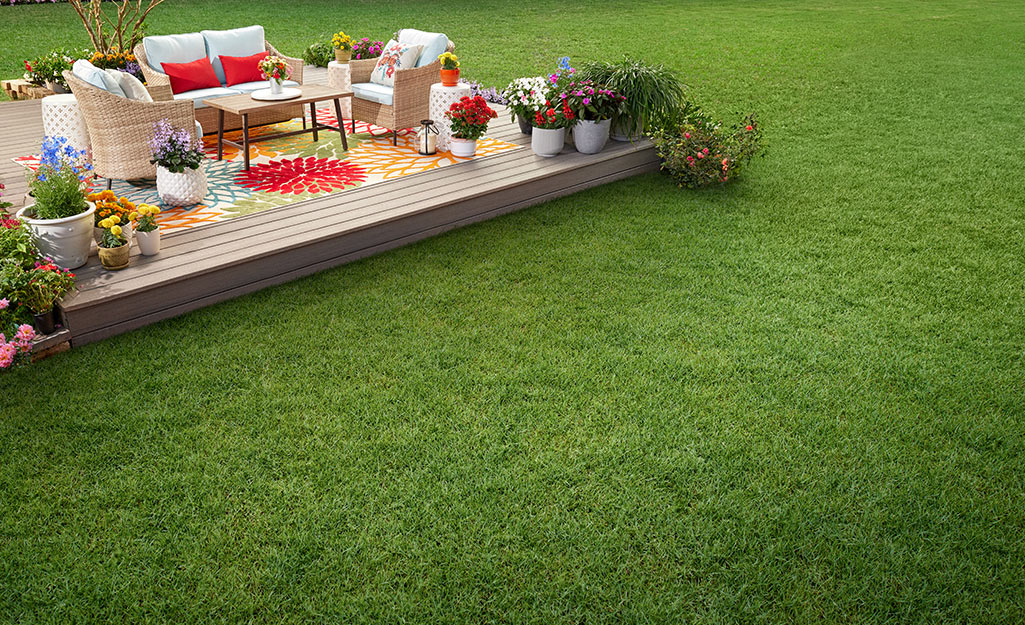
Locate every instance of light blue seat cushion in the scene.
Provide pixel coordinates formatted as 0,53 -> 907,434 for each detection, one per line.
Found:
143,32 -> 208,73
201,25 -> 266,85
172,86 -> 240,108
352,82 -> 394,106
397,29 -> 449,67
71,59 -> 126,98
230,79 -> 299,94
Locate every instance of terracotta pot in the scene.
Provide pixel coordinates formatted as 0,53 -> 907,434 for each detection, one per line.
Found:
440,68 -> 460,87
334,49 -> 351,63
98,243 -> 130,270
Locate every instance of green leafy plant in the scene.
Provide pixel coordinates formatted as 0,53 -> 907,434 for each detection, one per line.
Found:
577,57 -> 686,137
24,48 -> 87,90
135,204 -> 160,233
27,136 -> 91,221
302,40 -> 334,67
21,261 -> 76,315
0,219 -> 39,270
651,113 -> 763,188
96,216 -> 128,249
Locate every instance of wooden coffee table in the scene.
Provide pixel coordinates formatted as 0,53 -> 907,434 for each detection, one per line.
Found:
203,85 -> 354,171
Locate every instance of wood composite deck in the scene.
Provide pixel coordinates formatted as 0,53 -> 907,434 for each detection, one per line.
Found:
1,67 -> 660,346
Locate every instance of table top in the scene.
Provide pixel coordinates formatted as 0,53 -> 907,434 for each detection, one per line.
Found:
202,84 -> 354,116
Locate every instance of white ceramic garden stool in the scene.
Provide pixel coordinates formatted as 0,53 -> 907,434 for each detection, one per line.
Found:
326,61 -> 353,120
41,94 -> 91,161
429,82 -> 471,151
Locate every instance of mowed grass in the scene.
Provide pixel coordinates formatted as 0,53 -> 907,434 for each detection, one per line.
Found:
2,0 -> 1025,622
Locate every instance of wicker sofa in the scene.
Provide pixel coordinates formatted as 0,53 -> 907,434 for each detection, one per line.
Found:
134,25 -> 304,133
349,29 -> 454,145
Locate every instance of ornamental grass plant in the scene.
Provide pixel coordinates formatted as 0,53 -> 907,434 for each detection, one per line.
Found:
577,57 -> 686,136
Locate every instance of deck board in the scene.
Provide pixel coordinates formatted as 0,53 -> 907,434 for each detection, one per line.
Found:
1,64 -> 660,346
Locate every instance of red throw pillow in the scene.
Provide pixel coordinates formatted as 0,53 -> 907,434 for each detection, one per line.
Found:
220,51 -> 269,86
161,57 -> 221,94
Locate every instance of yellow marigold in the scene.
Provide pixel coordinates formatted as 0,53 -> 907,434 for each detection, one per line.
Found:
111,225 -> 122,236
129,212 -> 138,221
100,190 -> 117,201
124,201 -> 135,210
111,215 -> 121,224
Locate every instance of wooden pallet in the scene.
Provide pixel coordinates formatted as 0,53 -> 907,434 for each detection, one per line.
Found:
2,78 -> 54,100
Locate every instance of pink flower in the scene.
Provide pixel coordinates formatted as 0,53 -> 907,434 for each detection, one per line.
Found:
697,152 -> 704,159
684,133 -> 690,139
582,97 -> 591,105
0,342 -> 15,369
703,148 -> 709,154
0,298 -> 8,310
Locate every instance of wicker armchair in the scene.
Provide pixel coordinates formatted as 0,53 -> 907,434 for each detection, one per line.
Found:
133,41 -> 304,133
64,70 -> 195,182
349,39 -> 455,145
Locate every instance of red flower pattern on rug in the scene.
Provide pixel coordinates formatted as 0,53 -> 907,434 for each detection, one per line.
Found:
234,157 -> 368,195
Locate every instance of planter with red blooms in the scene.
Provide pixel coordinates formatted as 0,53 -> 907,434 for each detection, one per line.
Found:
444,95 -> 497,157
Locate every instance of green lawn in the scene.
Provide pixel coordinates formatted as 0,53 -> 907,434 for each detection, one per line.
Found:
2,0 -> 1024,622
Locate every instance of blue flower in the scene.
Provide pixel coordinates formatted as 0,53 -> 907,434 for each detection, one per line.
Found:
557,56 -> 571,71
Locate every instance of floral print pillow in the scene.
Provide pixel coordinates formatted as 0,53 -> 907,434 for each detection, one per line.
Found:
369,40 -> 424,88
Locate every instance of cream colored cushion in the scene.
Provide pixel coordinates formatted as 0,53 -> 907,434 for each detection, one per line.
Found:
104,69 -> 152,102
369,40 -> 422,88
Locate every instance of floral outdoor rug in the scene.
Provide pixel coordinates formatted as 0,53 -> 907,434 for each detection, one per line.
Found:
14,111 -> 521,233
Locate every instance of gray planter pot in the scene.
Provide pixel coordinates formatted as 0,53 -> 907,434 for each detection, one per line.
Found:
610,116 -> 645,142
572,119 -> 611,154
531,127 -> 566,157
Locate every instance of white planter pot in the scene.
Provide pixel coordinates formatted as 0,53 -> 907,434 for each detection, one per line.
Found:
449,137 -> 478,157
136,229 -> 161,256
531,127 -> 566,157
572,119 -> 611,154
16,202 -> 96,269
268,78 -> 283,95
157,165 -> 207,207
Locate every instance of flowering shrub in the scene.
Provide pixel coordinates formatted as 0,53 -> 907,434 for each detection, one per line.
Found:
0,218 -> 39,269
259,56 -> 291,83
28,136 -> 92,220
445,95 -> 497,141
135,204 -> 161,233
87,190 -> 137,227
651,113 -> 763,188
504,76 -> 546,122
24,48 -> 87,89
351,38 -> 384,60
563,80 -> 626,121
22,261 -> 75,314
88,50 -> 142,80
331,31 -> 352,51
150,119 -> 204,173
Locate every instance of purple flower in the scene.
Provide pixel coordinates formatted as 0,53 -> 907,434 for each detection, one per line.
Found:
582,97 -> 591,105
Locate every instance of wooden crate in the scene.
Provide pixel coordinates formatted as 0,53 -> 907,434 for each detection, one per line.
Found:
2,78 -> 54,100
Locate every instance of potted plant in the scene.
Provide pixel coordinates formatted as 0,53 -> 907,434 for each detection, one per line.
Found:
16,136 -> 95,269
577,57 -> 686,141
438,52 -> 460,86
96,216 -> 129,270
21,260 -> 75,334
258,55 -> 292,95
444,95 -> 497,157
150,118 -> 207,207
134,204 -> 162,256
332,31 -> 353,64
88,190 -> 137,246
503,76 -> 547,135
565,81 -> 626,154
530,98 -> 576,157
351,38 -> 384,60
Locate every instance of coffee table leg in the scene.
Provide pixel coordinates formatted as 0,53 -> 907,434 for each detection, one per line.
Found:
334,98 -> 348,151
310,102 -> 319,142
216,110 -> 224,160
242,113 -> 250,171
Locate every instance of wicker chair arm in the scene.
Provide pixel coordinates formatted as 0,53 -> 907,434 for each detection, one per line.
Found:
266,42 -> 304,84
391,59 -> 442,110
349,58 -> 377,84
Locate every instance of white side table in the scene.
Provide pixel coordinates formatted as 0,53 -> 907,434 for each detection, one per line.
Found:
326,61 -> 353,120
429,82 -> 470,151
41,94 -> 91,160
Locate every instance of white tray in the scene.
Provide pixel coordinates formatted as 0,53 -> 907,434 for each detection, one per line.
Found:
250,87 -> 301,101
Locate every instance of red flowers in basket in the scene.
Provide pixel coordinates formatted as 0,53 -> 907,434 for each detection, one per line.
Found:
445,95 -> 497,141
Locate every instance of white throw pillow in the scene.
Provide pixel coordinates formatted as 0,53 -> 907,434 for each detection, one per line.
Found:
104,69 -> 152,102
369,40 -> 423,88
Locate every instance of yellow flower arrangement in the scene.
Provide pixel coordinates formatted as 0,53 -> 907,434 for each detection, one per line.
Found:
87,191 -> 137,227
135,204 -> 161,233
331,31 -> 353,51
96,215 -> 128,248
438,52 -> 459,69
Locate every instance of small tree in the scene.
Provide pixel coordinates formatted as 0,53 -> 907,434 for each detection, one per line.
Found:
68,0 -> 165,54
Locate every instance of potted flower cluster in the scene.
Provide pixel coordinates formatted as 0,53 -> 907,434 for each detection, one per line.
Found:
21,260 -> 76,333
258,56 -> 292,95
1,217 -> 76,342
24,48 -> 87,93
351,38 -> 384,60
438,52 -> 460,86
445,95 -> 497,157
565,80 -> 626,154
530,98 -> 576,157
134,204 -> 162,256
332,31 -> 353,63
150,118 -> 207,207
504,76 -> 547,135
96,215 -> 130,270
88,190 -> 137,245
16,136 -> 95,269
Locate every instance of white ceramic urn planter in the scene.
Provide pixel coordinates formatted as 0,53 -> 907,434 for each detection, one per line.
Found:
16,202 -> 96,269
156,165 -> 207,207
531,127 -> 566,157
449,137 -> 478,158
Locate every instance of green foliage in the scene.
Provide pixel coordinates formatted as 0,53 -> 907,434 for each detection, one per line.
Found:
0,220 -> 39,269
21,263 -> 76,314
24,47 -> 86,89
652,113 -> 764,188
27,137 -> 90,221
301,39 -> 333,68
577,57 -> 686,136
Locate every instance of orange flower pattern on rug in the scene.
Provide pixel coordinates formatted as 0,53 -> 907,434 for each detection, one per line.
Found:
235,157 -> 368,195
